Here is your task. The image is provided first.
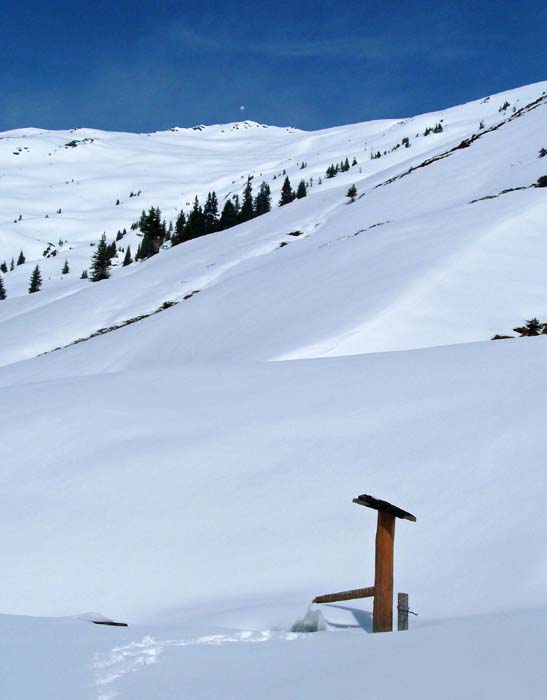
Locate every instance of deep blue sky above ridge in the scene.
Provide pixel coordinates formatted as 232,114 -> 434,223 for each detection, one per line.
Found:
2,0 -> 546,132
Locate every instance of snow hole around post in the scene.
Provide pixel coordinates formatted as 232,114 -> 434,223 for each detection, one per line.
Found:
290,605 -> 327,633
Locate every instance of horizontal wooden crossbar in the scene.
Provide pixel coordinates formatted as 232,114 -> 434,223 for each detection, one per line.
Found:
313,586 -> 375,604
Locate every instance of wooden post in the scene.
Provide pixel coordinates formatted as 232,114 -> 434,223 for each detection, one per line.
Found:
397,593 -> 409,631
312,494 -> 415,634
373,511 -> 395,633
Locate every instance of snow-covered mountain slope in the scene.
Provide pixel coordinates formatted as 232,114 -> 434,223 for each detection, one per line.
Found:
1,82 -> 546,698
0,81 -> 546,365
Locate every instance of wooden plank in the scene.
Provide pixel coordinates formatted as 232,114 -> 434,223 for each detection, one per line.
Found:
313,586 -> 375,604
353,494 -> 416,522
397,592 -> 409,631
91,620 -> 128,627
373,511 -> 395,632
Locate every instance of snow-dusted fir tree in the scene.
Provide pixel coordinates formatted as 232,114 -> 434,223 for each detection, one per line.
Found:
203,192 -> 220,233
254,182 -> 272,215
62,260 -> 69,274
28,265 -> 42,293
296,180 -> 307,199
346,184 -> 358,203
0,274 -> 6,300
239,179 -> 255,223
122,246 -> 133,266
279,176 -> 295,206
90,234 -> 111,281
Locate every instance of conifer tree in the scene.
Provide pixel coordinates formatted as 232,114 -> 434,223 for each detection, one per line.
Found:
279,176 -> 295,206
172,210 -> 188,245
122,246 -> 133,266
219,198 -> 239,229
352,157 -> 358,166
80,269 -> 88,279
28,265 -> 42,293
0,261 -> 7,274
296,180 -> 307,199
254,182 -> 272,216
17,251 -> 25,266
525,318 -> 541,335
203,191 -> 220,233
186,196 -> 206,239
232,194 -> 240,218
239,178 -> 255,222
62,259 -> 69,274
0,274 -> 6,300
10,258 -> 15,271
135,206 -> 166,258
346,184 -> 358,203
90,234 -> 111,281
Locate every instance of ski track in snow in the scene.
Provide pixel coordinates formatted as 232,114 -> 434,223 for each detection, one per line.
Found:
92,630 -> 301,699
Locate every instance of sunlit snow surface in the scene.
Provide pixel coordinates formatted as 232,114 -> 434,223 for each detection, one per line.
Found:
0,82 -> 546,698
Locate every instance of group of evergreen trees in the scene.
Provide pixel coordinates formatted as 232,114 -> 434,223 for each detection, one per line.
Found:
1,250 -> 26,273
132,178 -> 275,263
0,245 -> 69,298
278,176 -> 307,204
423,122 -> 443,136
0,257 -> 71,298
325,157 -> 357,178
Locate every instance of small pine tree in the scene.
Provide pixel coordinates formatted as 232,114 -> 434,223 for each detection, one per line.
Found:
352,157 -> 358,166
525,318 -> 541,335
62,260 -> 69,274
186,197 -> 206,239
239,179 -> 255,223
346,184 -> 358,203
204,191 -> 220,233
80,269 -> 88,279
254,182 -> 272,216
172,210 -> 187,245
219,198 -> 239,229
122,246 -> 133,266
10,258 -> 15,271
17,251 -> 25,266
296,179 -> 307,199
279,177 -> 295,206
539,147 -> 547,158
28,265 -> 42,293
0,274 -> 6,300
90,234 -> 111,281
0,261 -> 7,274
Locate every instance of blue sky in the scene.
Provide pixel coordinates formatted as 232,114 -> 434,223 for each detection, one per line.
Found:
2,0 -> 546,132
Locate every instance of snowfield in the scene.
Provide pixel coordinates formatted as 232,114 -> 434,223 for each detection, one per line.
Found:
0,81 -> 546,699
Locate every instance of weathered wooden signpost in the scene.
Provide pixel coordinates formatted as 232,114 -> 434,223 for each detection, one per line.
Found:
313,493 -> 416,633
